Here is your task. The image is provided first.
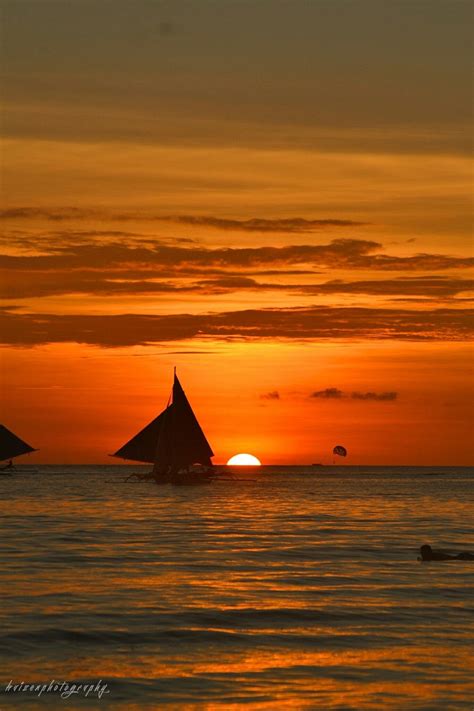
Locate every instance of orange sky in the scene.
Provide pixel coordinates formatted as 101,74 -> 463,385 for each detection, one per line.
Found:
1,1 -> 473,464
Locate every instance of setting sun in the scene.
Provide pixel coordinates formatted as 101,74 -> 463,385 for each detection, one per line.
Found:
227,453 -> 262,466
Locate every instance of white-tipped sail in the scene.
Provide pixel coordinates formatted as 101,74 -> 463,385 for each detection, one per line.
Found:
0,424 -> 36,461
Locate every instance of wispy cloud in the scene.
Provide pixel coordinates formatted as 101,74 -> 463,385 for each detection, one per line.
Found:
0,207 -> 100,221
311,388 -> 398,401
311,388 -> 344,399
351,391 -> 397,401
260,391 -> 280,400
155,215 -> 367,232
302,277 -> 474,298
0,208 -> 366,231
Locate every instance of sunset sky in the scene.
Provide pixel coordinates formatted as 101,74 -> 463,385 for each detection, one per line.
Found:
1,0 -> 472,464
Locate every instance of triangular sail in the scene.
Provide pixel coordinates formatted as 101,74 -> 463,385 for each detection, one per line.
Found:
154,375 -> 214,471
0,424 -> 36,461
112,407 -> 171,463
111,371 -> 214,473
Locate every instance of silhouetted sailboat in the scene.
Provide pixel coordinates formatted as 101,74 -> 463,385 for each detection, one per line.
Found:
0,424 -> 37,475
112,369 -> 215,484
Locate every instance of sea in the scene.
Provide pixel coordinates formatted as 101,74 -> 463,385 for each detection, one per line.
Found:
0,465 -> 473,710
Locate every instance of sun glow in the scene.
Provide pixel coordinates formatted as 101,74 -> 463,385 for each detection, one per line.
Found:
227,453 -> 262,466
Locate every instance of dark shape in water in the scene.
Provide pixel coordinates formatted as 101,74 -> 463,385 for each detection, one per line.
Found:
0,424 -> 37,466
112,370 -> 214,484
418,544 -> 474,561
333,445 -> 347,457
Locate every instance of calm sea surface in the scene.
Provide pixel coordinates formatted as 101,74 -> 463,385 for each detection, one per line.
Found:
0,466 -> 473,710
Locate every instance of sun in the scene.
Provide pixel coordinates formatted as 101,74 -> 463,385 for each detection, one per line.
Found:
227,453 -> 262,466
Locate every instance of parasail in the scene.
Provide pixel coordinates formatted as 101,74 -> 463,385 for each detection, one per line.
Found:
333,445 -> 347,457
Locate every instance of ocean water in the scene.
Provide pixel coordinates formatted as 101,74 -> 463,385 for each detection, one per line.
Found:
0,465 -> 473,710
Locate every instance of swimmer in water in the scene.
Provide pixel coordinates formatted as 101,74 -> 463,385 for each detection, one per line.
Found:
418,544 -> 474,561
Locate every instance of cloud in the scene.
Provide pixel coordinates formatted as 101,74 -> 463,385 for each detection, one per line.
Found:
0,208 -> 365,231
260,391 -> 280,400
351,391 -> 397,401
0,207 -> 100,221
311,388 -> 344,399
2,305 -> 471,347
2,267 -> 472,301
303,277 -> 474,298
311,388 -> 398,401
199,276 -> 260,290
1,238 -> 472,275
155,215 -> 367,232
0,272 -> 195,299
1,258 -> 472,301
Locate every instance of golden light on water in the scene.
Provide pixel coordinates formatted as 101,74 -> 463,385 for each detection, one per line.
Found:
227,453 -> 262,466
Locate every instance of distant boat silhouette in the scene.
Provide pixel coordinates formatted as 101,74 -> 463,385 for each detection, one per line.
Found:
112,369 -> 215,485
0,424 -> 37,475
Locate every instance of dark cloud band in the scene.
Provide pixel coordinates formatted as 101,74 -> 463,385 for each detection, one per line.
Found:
1,238 -> 472,275
0,208 -> 365,231
1,268 -> 471,300
1,305 -> 472,348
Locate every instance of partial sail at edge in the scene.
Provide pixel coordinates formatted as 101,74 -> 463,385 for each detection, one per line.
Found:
0,424 -> 36,461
